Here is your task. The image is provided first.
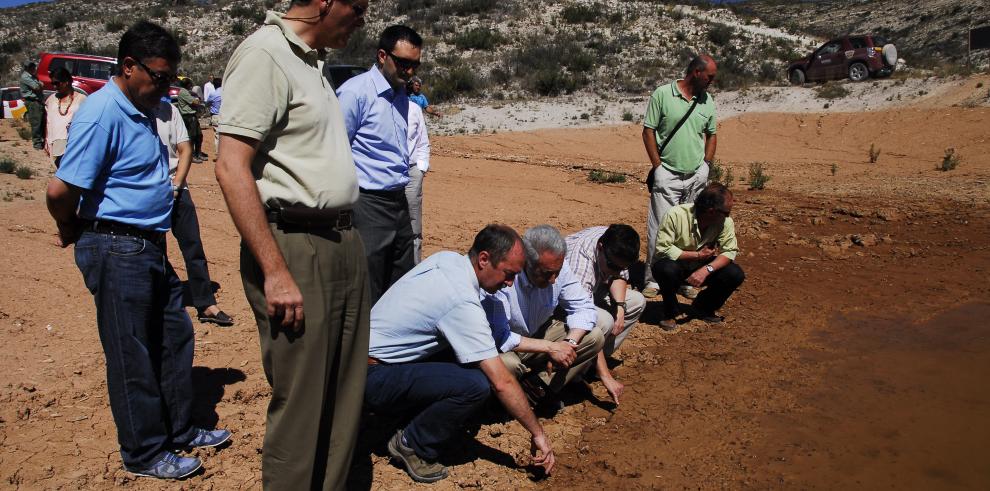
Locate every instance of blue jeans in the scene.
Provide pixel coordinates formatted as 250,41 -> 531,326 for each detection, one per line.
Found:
74,230 -> 197,469
364,362 -> 490,461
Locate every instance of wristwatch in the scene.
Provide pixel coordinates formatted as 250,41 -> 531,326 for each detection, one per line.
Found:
614,301 -> 626,309
705,265 -> 715,273
563,338 -> 579,346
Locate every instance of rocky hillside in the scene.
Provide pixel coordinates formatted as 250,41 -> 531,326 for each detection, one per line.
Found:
0,0 -> 981,103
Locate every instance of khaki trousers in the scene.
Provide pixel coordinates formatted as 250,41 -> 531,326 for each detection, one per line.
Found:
499,319 -> 605,393
241,224 -> 370,491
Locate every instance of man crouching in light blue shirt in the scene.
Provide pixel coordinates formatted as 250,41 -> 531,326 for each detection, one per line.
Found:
365,224 -> 556,483
483,225 -> 605,405
337,25 -> 422,304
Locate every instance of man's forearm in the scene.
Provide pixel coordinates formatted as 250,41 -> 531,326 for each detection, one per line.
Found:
642,127 -> 661,167
480,358 -> 545,438
46,178 -> 80,226
514,336 -> 553,354
704,133 -> 717,162
174,142 -> 193,188
215,135 -> 287,277
565,328 -> 587,343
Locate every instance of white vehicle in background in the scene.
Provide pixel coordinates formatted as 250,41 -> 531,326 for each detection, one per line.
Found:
1,87 -> 27,119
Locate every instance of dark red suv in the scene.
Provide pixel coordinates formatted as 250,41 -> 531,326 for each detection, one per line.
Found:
37,52 -> 116,95
788,35 -> 898,84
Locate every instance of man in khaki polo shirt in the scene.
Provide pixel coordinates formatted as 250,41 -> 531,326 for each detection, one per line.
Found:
214,1 -> 368,489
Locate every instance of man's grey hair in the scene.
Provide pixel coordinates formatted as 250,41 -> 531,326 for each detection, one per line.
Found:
685,54 -> 711,76
522,225 -> 567,265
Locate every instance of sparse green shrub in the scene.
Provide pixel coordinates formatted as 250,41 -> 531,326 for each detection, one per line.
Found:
816,82 -> 850,100
452,27 -> 502,50
748,162 -> 770,190
528,68 -> 578,96
170,28 -> 189,46
707,24 -> 734,46
869,143 -> 880,163
561,3 -> 603,24
831,163 -> 838,176
709,159 -> 733,188
14,165 -> 34,179
149,5 -> 167,19
105,18 -> 125,33
0,39 -> 22,54
231,21 -> 248,36
589,170 -> 626,183
430,65 -> 478,103
15,166 -> 33,179
229,4 -> 265,23
938,148 -> 960,171
622,110 -> 634,122
0,158 -> 16,174
50,15 -> 68,29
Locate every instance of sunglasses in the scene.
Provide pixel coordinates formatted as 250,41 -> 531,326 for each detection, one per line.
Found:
133,58 -> 174,87
387,51 -> 420,71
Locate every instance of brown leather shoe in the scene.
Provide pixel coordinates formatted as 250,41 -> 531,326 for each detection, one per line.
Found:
387,429 -> 448,483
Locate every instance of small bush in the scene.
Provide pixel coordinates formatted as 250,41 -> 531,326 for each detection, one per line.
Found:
15,166 -> 33,179
831,163 -> 838,176
528,68 -> 577,96
50,15 -> 68,29
622,110 -> 634,122
561,3 -> 603,24
430,65 -> 478,103
708,24 -> 735,46
938,148 -> 960,171
748,162 -> 771,190
709,159 -> 733,188
229,4 -> 265,23
105,18 -> 125,33
149,5 -> 167,19
231,21 -> 248,36
0,158 -> 16,174
589,170 -> 626,183
0,39 -> 22,54
816,82 -> 851,100
869,143 -> 880,163
16,125 -> 31,141
452,27 -> 502,51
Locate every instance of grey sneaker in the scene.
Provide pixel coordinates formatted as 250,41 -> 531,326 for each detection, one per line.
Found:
387,429 -> 448,483
186,427 -> 232,448
128,451 -> 202,479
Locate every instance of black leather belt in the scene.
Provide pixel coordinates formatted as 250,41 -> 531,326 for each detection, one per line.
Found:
266,207 -> 352,230
360,187 -> 406,200
86,219 -> 165,245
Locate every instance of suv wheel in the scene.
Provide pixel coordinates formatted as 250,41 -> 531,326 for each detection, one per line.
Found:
789,68 -> 806,85
848,62 -> 869,82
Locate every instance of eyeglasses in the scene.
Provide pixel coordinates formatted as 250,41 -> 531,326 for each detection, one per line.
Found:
133,58 -> 174,87
387,51 -> 420,71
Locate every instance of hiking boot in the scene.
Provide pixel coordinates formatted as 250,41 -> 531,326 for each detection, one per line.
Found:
678,285 -> 699,299
127,451 -> 201,479
387,429 -> 448,483
186,427 -> 232,449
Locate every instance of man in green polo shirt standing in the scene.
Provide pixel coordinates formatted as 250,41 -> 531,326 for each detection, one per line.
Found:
641,54 -> 718,300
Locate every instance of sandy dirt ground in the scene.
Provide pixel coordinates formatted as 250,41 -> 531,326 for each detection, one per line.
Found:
0,75 -> 988,490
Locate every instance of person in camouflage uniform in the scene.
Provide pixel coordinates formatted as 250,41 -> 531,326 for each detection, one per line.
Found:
19,61 -> 45,149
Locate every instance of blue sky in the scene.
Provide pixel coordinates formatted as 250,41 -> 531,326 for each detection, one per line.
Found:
0,0 -> 53,8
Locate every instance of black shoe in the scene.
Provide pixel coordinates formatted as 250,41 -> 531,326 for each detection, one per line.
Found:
693,310 -> 724,324
197,309 -> 234,327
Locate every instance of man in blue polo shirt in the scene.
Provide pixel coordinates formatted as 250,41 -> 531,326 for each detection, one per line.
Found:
365,224 -> 556,483
337,25 -> 423,303
45,21 -> 229,480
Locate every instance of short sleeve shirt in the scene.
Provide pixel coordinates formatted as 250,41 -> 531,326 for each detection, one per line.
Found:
643,80 -> 717,174
220,11 -> 358,210
369,252 -> 499,364
175,88 -> 198,116
55,79 -> 173,231
152,101 -> 190,181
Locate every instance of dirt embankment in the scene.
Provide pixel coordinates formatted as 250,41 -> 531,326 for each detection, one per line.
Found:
0,76 -> 988,489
